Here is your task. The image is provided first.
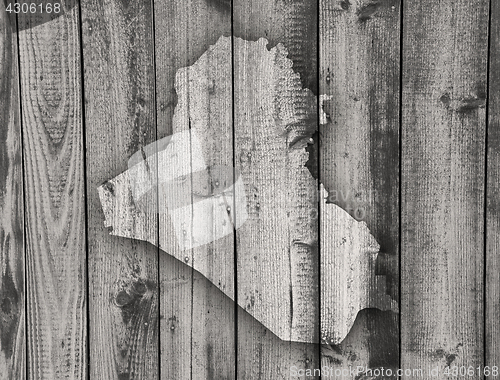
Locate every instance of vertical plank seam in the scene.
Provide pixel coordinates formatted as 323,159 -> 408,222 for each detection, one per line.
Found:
231,1 -> 238,378
76,2 -> 91,379
398,0 -> 404,374
14,11 -> 28,380
149,0 -> 161,377
484,0 -> 493,375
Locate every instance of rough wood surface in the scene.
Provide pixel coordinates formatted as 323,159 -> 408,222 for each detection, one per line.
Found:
168,35 -> 236,380
0,7 -> 25,380
320,191 -> 397,342
319,0 -> 400,299
232,32 -> 320,380
401,0 -> 489,377
102,35 -> 383,377
80,0 -> 159,379
487,0 -> 500,371
3,0 -> 498,377
17,3 -> 86,378
153,0 -> 234,378
99,32 -> 400,363
231,2 -> 320,378
319,0 -> 401,375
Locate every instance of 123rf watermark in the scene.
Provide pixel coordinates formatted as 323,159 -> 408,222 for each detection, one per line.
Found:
290,365 -> 499,378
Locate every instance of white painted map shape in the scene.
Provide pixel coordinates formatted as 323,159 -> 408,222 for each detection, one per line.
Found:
98,36 -> 397,345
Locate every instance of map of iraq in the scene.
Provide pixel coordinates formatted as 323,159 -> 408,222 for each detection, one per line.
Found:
97,36 -> 397,346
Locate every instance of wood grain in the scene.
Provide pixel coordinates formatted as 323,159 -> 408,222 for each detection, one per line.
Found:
17,2 -> 86,378
175,38 -> 236,380
3,0 -> 497,377
164,36 -> 236,380
319,0 -> 400,299
232,0 -> 320,376
0,7 -> 25,380
319,0 -> 401,375
487,0 -> 500,371
154,0 -> 230,134
80,0 -> 159,379
232,0 -> 318,94
153,1 -> 234,379
401,0 -> 489,377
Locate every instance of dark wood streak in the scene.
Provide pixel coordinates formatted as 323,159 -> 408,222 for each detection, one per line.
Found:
322,309 -> 399,371
319,0 -> 401,375
233,0 -> 318,94
401,0 -> 489,375
0,9 -> 26,362
154,1 -> 234,377
205,0 -> 231,14
320,0 -> 401,300
0,6 -> 25,378
115,279 -> 159,380
367,24 -> 401,299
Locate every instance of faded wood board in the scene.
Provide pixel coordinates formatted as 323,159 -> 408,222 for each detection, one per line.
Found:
487,0 -> 500,371
401,0 -> 489,377
80,0 -> 159,379
319,0 -> 401,375
232,0 -> 318,94
0,7 -> 25,380
2,0 -> 498,377
171,37 -> 235,380
153,0 -> 234,378
17,2 -> 86,379
232,0 -> 320,375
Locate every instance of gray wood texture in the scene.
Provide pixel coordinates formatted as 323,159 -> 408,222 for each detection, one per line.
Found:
1,0 -> 498,378
401,0 -> 489,377
233,37 -> 320,378
0,7 -> 25,380
232,0 -> 320,378
97,34 -> 400,377
319,0 -> 401,376
17,2 -> 87,379
153,1 -> 234,378
487,0 -> 500,372
80,0 -> 159,379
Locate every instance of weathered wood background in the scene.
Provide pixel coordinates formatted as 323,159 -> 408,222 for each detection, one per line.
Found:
0,0 -> 496,379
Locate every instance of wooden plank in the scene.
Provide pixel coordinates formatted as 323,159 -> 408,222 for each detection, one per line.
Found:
80,0 -> 159,379
153,1 -> 234,378
401,0 -> 489,377
232,0 -> 318,94
0,7 -> 25,380
154,0 -> 230,133
17,2 -> 86,379
232,0 -> 320,377
319,0 -> 401,375
487,0 -> 500,372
